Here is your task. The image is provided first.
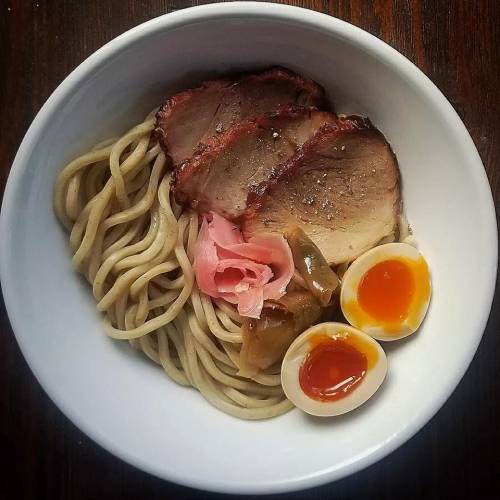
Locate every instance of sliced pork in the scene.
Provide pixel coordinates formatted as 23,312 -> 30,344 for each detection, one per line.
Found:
174,106 -> 335,219
242,116 -> 401,265
155,67 -> 326,166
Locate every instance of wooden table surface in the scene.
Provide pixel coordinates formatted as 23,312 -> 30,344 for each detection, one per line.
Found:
1,1 -> 499,499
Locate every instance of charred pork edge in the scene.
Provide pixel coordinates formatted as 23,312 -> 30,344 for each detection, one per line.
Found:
173,105 -> 327,205
154,66 -> 328,159
244,116 -> 385,219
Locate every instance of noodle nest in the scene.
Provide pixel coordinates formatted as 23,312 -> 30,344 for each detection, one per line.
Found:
54,110 -> 292,419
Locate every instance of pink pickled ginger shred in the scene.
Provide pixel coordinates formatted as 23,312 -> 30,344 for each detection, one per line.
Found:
193,212 -> 293,318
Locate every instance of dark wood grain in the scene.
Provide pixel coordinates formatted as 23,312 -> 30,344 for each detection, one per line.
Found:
1,1 -> 499,499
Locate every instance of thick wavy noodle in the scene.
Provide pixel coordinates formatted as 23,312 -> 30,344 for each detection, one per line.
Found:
54,110 -> 293,419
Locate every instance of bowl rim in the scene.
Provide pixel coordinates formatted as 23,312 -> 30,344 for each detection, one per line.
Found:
1,1 -> 497,494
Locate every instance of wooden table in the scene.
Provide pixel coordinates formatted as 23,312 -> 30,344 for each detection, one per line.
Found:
1,1 -> 498,498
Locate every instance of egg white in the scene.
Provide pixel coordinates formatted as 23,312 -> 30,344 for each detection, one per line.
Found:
340,243 -> 431,341
281,323 -> 387,417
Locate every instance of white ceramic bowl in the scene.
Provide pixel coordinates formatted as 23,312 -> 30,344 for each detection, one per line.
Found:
0,2 -> 497,495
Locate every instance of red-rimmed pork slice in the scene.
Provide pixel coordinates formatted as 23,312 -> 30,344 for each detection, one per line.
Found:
242,116 -> 401,265
155,67 -> 326,166
173,106 -> 335,219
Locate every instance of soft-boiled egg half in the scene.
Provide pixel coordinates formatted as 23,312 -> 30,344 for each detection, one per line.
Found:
281,323 -> 387,416
341,243 -> 431,341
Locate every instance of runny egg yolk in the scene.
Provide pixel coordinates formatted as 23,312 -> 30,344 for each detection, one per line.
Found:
357,259 -> 414,323
298,334 -> 377,402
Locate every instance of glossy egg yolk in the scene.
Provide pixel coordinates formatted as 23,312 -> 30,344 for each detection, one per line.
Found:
357,259 -> 414,323
299,337 -> 367,401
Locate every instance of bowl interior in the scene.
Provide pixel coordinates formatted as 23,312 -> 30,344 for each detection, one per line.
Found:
1,4 -> 496,494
